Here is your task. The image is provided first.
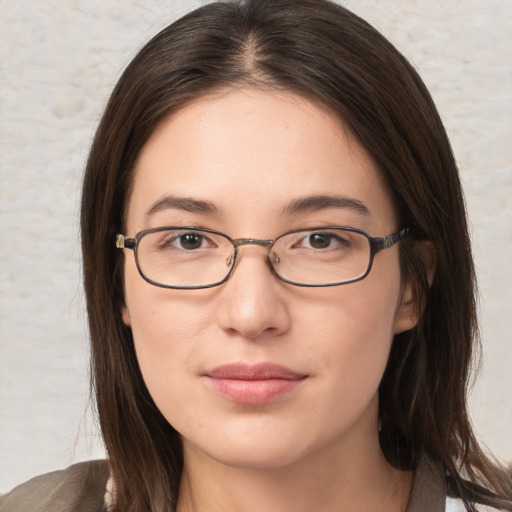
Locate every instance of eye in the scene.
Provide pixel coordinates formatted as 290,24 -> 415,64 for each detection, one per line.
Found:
298,231 -> 351,250
307,233 -> 333,249
177,232 -> 206,250
160,231 -> 215,251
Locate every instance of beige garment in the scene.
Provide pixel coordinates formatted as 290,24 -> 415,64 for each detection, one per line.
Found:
0,455 -> 492,511
0,460 -> 108,512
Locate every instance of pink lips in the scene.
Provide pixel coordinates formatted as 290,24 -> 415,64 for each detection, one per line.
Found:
204,363 -> 307,405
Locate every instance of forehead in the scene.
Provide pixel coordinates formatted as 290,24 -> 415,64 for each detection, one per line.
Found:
126,87 -> 396,233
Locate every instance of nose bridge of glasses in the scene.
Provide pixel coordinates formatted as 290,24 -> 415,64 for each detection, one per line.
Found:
232,237 -> 273,248
229,237 -> 279,269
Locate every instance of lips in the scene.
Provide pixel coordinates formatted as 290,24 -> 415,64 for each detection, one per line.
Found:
203,363 -> 307,405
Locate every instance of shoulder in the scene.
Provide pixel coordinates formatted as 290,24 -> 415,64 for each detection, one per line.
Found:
0,460 -> 109,512
409,455 -> 507,512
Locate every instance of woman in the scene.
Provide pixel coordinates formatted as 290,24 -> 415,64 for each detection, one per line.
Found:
2,0 -> 511,510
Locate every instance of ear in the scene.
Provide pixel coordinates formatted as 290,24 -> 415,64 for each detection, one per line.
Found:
122,305 -> 131,326
394,283 -> 419,334
394,241 -> 436,334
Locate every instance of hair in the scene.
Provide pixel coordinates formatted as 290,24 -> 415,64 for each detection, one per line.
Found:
80,1 -> 512,510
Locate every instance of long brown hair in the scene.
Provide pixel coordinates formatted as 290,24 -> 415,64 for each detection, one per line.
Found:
81,1 -> 512,510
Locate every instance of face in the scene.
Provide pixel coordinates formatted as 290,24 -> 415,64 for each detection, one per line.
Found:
121,88 -> 418,471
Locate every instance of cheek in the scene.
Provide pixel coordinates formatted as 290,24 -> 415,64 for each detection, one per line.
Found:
129,297 -> 212,431
306,262 -> 401,396
316,303 -> 394,379
123,267 -> 212,411
129,295 -> 207,372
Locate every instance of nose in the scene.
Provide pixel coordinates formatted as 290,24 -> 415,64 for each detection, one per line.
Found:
217,246 -> 291,339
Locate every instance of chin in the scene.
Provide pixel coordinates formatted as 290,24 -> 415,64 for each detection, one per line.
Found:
186,436 -> 312,471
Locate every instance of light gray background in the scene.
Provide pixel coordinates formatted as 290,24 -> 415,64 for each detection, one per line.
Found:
0,0 -> 511,493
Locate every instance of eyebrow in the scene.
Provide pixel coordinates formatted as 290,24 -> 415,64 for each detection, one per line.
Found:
283,194 -> 371,216
146,195 -> 219,218
145,193 -> 370,219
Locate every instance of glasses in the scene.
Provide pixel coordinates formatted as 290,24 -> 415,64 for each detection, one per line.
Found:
116,226 -> 410,289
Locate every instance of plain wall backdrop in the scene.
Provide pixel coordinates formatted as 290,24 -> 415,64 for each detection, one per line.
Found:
0,0 -> 511,493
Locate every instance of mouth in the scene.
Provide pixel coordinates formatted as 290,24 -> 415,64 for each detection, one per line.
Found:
203,363 -> 308,405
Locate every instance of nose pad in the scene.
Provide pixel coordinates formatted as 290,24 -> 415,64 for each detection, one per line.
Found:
270,250 -> 280,265
224,244 -> 280,284
268,250 -> 280,275
225,245 -> 276,273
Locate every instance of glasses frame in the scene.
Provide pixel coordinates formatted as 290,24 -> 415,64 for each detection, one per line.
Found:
116,226 -> 411,289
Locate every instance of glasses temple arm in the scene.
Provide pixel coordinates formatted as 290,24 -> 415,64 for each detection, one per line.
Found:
371,228 -> 411,253
116,234 -> 136,250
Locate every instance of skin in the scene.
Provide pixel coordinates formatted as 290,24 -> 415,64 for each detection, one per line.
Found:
122,88 -> 419,512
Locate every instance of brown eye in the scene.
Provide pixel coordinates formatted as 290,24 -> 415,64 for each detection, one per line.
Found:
158,231 -> 210,251
296,232 -> 350,251
308,233 -> 332,249
178,233 -> 204,250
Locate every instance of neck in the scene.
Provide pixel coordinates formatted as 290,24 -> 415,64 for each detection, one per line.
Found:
176,433 -> 412,512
